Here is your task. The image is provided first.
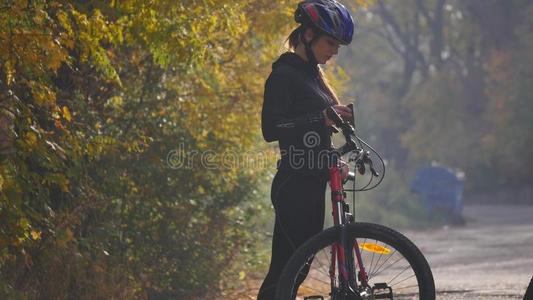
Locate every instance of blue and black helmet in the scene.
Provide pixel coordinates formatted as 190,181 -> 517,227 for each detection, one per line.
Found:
295,0 -> 355,45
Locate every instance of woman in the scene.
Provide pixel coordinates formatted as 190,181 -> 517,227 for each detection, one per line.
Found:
259,1 -> 355,299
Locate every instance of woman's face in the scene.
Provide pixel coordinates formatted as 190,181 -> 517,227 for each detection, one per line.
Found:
312,35 -> 341,64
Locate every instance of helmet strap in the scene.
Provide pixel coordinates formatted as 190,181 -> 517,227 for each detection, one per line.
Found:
301,26 -> 320,66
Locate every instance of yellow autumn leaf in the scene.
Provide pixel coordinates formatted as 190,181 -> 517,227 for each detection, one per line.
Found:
46,173 -> 70,192
65,228 -> 74,241
57,10 -> 73,34
238,271 -> 246,280
198,185 -> 205,195
13,237 -> 23,246
30,230 -> 42,240
28,81 -> 57,106
54,120 -> 65,130
355,0 -> 373,8
25,132 -> 38,147
5,60 -> 15,86
13,0 -> 28,11
19,218 -> 30,230
62,106 -> 72,122
60,178 -> 70,192
106,96 -> 123,109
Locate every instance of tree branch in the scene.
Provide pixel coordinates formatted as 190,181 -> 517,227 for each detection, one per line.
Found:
358,25 -> 405,56
415,0 -> 434,26
376,0 -> 408,44
376,0 -> 428,75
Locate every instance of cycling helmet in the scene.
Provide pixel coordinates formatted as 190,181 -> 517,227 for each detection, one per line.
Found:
295,0 -> 355,45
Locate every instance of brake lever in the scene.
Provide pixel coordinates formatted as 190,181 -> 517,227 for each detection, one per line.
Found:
356,160 -> 366,175
348,146 -> 363,161
362,151 -> 380,177
370,166 -> 380,177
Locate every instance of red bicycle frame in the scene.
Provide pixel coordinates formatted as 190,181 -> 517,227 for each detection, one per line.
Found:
328,158 -> 369,292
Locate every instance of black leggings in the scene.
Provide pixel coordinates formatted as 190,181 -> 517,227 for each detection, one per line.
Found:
257,170 -> 328,300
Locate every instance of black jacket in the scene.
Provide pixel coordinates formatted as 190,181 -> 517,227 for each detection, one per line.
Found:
261,52 -> 335,176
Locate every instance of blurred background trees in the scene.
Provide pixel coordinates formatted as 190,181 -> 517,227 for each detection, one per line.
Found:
1,0 -> 532,298
340,0 -> 533,206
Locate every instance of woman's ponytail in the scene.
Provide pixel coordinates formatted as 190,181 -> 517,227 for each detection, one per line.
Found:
286,26 -> 341,105
317,69 -> 340,105
287,25 -> 304,50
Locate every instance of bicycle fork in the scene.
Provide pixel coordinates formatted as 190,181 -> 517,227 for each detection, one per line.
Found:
329,165 -> 370,298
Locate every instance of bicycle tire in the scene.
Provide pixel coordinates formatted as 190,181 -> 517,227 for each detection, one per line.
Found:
275,222 -> 435,300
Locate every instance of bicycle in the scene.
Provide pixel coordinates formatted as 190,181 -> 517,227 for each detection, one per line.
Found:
275,106 -> 435,300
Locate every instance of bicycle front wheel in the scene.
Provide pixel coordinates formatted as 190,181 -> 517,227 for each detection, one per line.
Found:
276,222 -> 435,300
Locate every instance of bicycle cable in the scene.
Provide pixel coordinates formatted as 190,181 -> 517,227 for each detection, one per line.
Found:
355,135 -> 386,191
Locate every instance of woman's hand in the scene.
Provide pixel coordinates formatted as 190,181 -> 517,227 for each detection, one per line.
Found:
323,105 -> 353,126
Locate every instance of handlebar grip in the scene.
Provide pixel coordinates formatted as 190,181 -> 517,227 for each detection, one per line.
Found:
346,171 -> 355,182
326,106 -> 344,127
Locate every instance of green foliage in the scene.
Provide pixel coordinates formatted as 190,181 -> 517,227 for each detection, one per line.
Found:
0,0 -> 321,298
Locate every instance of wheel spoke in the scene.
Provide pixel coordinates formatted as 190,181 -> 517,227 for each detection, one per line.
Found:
368,240 -> 385,278
368,249 -> 397,279
390,272 -> 417,287
301,274 -> 333,287
368,239 -> 377,276
371,254 -> 404,279
388,264 -> 412,286
393,284 -> 419,291
278,224 -> 434,300
310,250 -> 335,280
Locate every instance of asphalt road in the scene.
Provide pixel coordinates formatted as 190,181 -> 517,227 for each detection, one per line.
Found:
403,204 -> 533,299
239,204 -> 533,299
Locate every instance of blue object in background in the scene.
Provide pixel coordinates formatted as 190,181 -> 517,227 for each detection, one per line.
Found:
411,163 -> 465,222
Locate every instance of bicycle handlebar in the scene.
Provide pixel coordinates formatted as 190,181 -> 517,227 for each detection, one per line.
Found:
326,106 -> 345,127
326,106 -> 381,180
325,106 -> 358,156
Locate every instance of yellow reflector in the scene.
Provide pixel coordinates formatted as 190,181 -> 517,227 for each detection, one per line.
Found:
360,243 -> 391,254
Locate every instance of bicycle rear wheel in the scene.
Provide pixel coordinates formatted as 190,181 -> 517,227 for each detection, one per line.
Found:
276,222 -> 435,300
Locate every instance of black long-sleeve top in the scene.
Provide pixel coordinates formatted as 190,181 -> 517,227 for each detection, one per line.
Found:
261,52 -> 335,177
